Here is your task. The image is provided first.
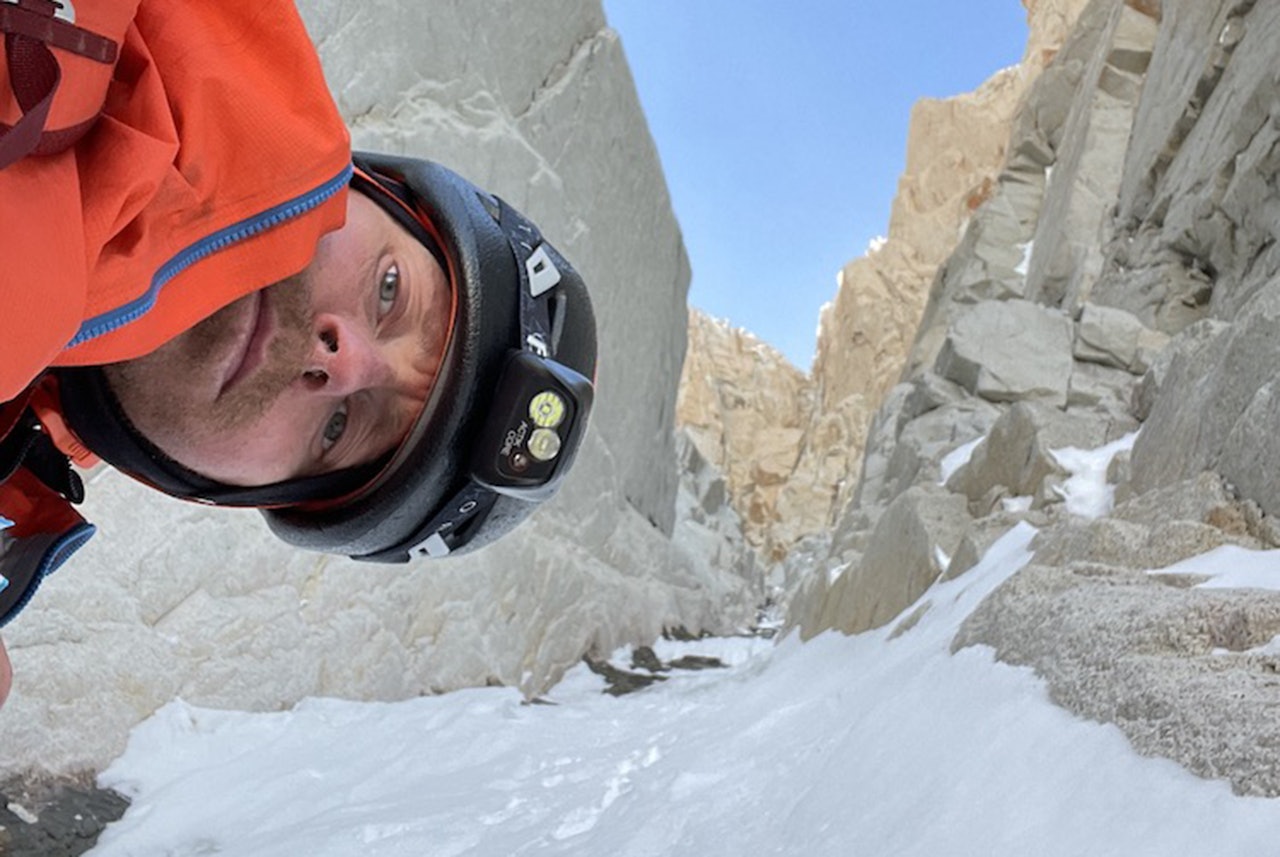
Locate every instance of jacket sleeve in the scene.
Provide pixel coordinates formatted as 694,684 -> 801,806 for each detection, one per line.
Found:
0,150 -> 88,402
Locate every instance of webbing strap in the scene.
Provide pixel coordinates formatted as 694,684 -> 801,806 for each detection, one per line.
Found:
0,28 -> 58,168
0,407 -> 82,504
0,1 -> 117,63
0,0 -> 119,169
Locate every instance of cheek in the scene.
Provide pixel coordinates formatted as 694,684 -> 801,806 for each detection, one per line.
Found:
182,395 -> 317,485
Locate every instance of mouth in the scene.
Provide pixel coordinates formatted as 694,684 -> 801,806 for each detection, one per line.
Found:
219,291 -> 276,397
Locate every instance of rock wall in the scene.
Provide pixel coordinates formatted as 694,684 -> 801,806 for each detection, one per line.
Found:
793,0 -> 1280,796
0,1 -> 760,782
678,0 -> 1092,564
676,311 -> 820,561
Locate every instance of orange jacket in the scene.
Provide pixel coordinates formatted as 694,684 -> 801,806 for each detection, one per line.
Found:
0,1 -> 351,625
1,0 -> 350,400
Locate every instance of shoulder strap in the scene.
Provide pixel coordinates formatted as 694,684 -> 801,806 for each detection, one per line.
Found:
0,467 -> 94,628
0,399 -> 82,503
0,384 -> 93,627
0,0 -> 120,168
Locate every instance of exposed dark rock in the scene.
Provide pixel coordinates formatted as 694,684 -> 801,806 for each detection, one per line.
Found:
630,646 -> 666,673
584,657 -> 668,697
665,656 -> 727,671
0,778 -> 129,857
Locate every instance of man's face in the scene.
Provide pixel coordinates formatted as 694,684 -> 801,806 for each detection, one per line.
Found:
103,190 -> 451,486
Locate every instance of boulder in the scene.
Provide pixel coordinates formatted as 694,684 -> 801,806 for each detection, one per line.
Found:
804,486 -> 970,637
934,300 -> 1075,406
1073,302 -> 1169,373
952,476 -> 1280,797
1130,318 -> 1229,421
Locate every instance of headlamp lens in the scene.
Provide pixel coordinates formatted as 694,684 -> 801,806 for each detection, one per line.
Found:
529,390 -> 567,428
527,428 -> 562,462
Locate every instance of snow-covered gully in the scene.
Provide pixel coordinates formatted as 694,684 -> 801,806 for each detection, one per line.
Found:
86,521 -> 1280,856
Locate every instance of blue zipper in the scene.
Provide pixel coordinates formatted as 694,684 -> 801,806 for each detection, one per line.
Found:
68,163 -> 354,347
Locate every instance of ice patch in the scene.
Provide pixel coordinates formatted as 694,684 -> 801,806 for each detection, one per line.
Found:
826,561 -> 849,586
7,801 -> 37,825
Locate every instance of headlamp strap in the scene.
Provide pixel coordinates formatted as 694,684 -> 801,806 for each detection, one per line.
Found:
500,201 -> 560,360
389,203 -> 575,562
402,482 -> 498,559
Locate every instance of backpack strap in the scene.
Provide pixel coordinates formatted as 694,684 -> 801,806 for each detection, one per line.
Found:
0,380 -> 94,628
0,383 -> 83,507
0,0 -> 120,168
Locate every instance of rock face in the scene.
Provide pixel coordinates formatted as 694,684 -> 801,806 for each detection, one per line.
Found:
793,0 -> 1280,797
935,299 -> 1076,405
0,2 -> 760,782
676,312 -> 824,562
678,0 -> 1092,563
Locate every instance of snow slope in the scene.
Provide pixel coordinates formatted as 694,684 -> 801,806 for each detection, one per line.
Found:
89,520 -> 1280,856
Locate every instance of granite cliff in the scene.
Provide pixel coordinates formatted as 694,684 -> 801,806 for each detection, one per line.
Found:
780,0 -> 1280,796
678,0 -> 1092,563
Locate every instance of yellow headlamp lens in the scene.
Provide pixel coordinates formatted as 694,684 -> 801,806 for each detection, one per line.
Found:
529,391 -> 566,429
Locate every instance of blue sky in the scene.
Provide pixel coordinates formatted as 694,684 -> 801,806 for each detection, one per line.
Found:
601,2 -> 1029,369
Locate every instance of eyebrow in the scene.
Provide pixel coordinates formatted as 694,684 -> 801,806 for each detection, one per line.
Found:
358,245 -> 386,321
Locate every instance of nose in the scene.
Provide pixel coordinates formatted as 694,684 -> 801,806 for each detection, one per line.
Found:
302,313 -> 396,397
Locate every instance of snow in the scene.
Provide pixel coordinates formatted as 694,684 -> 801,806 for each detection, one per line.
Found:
1014,240 -> 1034,276
1147,544 -> 1280,591
88,521 -> 1280,856
1001,495 -> 1033,514
938,436 -> 985,484
1050,431 -> 1138,519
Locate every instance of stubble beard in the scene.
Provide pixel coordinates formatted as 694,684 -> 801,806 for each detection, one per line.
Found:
102,276 -> 315,469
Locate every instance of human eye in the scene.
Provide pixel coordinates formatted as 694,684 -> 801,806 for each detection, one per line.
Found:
322,402 -> 349,452
377,263 -> 400,320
